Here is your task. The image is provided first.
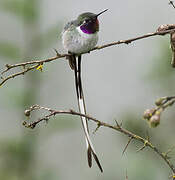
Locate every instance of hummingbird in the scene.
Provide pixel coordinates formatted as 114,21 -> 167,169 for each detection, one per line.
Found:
62,9 -> 108,172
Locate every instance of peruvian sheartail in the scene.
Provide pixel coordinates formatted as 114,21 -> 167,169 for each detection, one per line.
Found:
62,9 -> 108,172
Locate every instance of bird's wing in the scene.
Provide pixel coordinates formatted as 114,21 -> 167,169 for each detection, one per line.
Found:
63,20 -> 78,32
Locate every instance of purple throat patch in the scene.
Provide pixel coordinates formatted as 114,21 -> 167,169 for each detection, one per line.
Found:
80,21 -> 98,34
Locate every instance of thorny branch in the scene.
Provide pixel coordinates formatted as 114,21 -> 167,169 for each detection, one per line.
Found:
23,104 -> 175,176
1,26 -> 175,86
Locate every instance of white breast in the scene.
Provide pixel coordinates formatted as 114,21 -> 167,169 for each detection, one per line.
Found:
62,26 -> 98,54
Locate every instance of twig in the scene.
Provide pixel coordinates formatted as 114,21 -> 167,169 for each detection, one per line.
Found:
2,52 -> 64,73
1,27 -> 175,87
23,104 -> 175,174
143,96 -> 175,127
0,64 -> 38,86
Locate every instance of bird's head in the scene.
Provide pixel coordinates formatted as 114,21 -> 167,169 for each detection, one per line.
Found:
76,9 -> 108,34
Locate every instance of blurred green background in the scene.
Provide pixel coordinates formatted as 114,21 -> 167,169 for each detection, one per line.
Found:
0,0 -> 175,179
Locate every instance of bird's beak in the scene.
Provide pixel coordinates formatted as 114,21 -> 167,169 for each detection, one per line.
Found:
96,9 -> 108,17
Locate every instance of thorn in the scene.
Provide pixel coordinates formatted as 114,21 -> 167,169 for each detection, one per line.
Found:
115,119 -> 121,127
54,48 -> 61,57
146,130 -> 150,142
93,122 -> 101,134
136,145 -> 146,153
69,109 -> 75,113
45,117 -> 49,124
5,64 -> 11,69
122,137 -> 133,155
22,65 -> 26,70
136,140 -> 148,153
166,146 -> 175,155
162,146 -> 175,159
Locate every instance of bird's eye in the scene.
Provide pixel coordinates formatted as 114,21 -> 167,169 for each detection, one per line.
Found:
83,19 -> 89,24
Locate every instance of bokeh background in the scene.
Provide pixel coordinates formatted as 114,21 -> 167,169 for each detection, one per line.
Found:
0,0 -> 175,179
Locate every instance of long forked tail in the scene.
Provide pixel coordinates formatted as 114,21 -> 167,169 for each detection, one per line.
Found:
72,54 -> 103,172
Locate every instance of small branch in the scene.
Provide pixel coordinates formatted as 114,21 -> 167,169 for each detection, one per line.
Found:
93,28 -> 175,50
0,64 -> 39,86
0,52 -> 66,86
1,27 -> 175,87
23,104 -> 175,174
2,52 -> 65,72
143,96 -> 175,127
